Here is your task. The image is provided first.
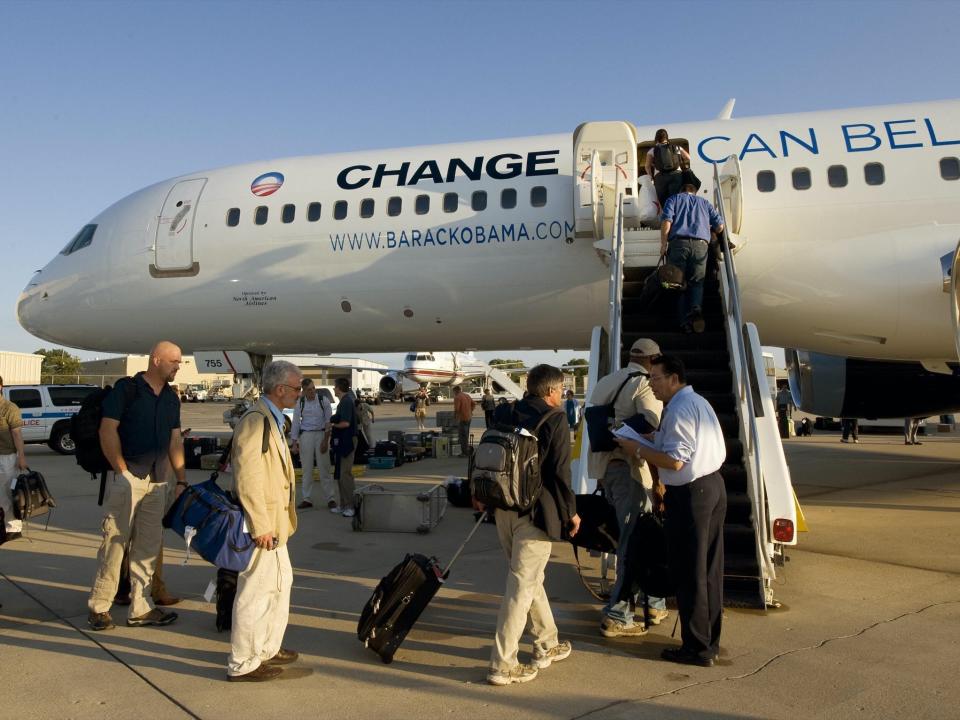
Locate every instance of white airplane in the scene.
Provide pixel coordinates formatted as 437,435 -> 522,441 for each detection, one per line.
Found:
16,98 -> 960,418
377,351 -> 524,399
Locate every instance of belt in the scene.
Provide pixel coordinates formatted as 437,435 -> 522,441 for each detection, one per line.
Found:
671,235 -> 709,243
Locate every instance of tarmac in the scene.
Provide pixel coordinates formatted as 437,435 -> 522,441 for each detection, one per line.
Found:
2,404 -> 959,719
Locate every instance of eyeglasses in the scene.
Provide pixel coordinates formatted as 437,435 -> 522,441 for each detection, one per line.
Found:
280,383 -> 303,393
647,374 -> 670,382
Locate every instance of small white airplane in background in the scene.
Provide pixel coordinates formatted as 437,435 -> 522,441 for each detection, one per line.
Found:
378,351 -> 524,399
16,97 -> 960,419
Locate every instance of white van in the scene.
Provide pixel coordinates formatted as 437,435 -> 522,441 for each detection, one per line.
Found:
1,384 -> 99,454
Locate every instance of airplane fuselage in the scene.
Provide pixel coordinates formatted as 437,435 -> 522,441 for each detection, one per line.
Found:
18,99 -> 960,363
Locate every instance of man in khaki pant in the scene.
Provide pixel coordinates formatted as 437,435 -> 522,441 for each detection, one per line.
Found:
87,341 -> 187,631
227,360 -> 301,682
477,364 -> 581,686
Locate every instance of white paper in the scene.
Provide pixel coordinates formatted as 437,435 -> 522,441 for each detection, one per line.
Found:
611,424 -> 658,449
203,579 -> 217,603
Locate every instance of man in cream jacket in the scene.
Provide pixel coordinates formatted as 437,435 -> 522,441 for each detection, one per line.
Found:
227,360 -> 301,682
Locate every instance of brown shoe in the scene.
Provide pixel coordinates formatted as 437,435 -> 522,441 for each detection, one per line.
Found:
264,648 -> 299,665
228,664 -> 284,682
153,595 -> 182,606
127,608 -> 178,627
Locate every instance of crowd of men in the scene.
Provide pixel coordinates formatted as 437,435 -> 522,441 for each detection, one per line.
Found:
2,140 -> 732,680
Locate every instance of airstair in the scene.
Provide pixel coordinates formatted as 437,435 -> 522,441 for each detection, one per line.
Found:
485,366 -> 526,400
574,122 -> 796,608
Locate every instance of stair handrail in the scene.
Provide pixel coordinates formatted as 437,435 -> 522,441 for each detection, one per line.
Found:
608,173 -> 626,372
711,161 -> 775,590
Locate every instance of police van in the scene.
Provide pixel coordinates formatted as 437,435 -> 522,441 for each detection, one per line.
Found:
1,384 -> 98,454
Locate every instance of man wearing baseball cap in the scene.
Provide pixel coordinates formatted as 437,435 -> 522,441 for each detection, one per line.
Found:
587,338 -> 668,638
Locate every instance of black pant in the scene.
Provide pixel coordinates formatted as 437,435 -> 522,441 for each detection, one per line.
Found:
665,472 -> 726,660
654,169 -> 683,207
841,418 -> 859,440
484,409 -> 495,428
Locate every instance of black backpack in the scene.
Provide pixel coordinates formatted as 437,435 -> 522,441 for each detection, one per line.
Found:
470,408 -> 562,512
653,144 -> 680,173
72,378 -> 136,475
72,378 -> 137,504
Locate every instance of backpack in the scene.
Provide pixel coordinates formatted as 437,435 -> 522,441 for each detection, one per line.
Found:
12,470 -> 57,521
470,408 -> 563,512
72,378 -> 136,476
653,143 -> 680,173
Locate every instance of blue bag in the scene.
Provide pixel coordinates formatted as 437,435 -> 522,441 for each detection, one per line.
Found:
163,476 -> 254,572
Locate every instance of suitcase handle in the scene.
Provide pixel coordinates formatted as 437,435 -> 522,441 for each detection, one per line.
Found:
442,511 -> 488,579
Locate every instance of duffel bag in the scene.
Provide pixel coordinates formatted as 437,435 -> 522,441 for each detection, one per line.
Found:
163,477 -> 254,572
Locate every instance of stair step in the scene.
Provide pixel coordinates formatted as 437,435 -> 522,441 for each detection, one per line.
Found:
621,330 -> 727,352
725,490 -> 753,524
724,576 -> 766,609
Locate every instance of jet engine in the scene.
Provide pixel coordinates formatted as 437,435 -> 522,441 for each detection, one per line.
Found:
787,350 -> 960,418
379,373 -> 400,396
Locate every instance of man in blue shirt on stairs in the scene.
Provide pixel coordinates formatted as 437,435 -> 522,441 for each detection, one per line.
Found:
660,185 -> 725,334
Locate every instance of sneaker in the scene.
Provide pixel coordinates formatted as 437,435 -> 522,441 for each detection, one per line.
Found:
329,505 -> 341,514
600,617 -> 647,638
534,640 -> 572,669
841,439 -> 850,443
645,608 -> 670,626
487,663 -> 539,686
327,500 -> 338,510
341,508 -> 355,518
127,608 -> 178,627
297,500 -> 313,509
4,531 -> 22,542
88,611 -> 115,631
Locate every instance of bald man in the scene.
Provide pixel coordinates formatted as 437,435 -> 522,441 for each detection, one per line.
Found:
87,341 -> 188,631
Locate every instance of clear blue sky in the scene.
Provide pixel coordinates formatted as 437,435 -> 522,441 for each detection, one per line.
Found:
2,0 -> 957,370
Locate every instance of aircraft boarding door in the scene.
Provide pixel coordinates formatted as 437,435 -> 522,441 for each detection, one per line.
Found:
718,155 -> 743,235
573,121 -> 638,241
152,178 -> 205,277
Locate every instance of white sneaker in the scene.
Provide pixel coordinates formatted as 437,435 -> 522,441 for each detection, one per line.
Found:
487,663 -> 538,686
341,508 -> 355,518
329,506 -> 341,514
534,640 -> 572,669
600,617 -> 647,638
644,608 -> 670,626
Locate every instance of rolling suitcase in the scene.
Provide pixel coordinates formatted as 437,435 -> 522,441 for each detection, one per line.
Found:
357,512 -> 487,663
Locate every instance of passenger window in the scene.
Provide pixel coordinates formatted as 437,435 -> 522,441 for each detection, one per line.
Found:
443,192 -> 458,213
226,208 -> 240,227
501,188 -> 517,209
940,157 -> 960,181
307,202 -> 322,222
388,197 -> 402,216
531,186 -> 547,207
827,165 -> 848,188
282,204 -> 295,224
756,171 -> 775,193
471,191 -> 487,211
415,195 -> 430,215
334,200 -> 347,220
360,198 -> 374,218
9,389 -> 42,409
791,168 -> 811,191
864,162 -> 885,186
255,206 -> 268,225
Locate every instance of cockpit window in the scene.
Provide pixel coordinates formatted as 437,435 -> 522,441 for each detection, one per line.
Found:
61,224 -> 97,255
405,353 -> 417,361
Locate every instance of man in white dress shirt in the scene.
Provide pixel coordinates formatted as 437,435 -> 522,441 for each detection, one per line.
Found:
291,379 -> 333,510
615,354 -> 726,667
